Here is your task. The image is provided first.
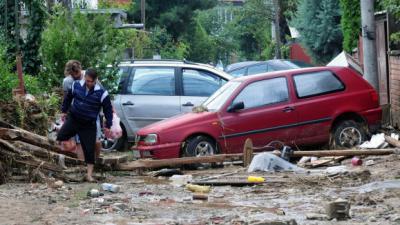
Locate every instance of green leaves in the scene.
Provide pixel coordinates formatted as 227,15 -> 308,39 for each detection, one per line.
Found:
40,7 -> 130,91
292,0 -> 343,64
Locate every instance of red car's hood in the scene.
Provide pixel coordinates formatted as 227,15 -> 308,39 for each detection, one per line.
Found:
138,111 -> 217,134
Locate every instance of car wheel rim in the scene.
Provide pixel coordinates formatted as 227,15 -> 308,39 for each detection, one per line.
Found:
101,134 -> 118,151
194,141 -> 214,157
339,127 -> 362,147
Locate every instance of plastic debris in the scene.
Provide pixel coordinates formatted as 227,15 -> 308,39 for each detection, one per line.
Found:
248,152 -> 304,172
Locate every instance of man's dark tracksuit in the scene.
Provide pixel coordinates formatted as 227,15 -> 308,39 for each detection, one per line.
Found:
57,80 -> 113,164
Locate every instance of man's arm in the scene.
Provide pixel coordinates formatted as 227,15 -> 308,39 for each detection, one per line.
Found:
101,91 -> 113,129
61,83 -> 74,114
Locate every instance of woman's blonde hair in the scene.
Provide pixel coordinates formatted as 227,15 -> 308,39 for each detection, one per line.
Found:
64,60 -> 82,76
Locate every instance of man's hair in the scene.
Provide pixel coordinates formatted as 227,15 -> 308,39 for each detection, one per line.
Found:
85,68 -> 98,81
64,60 -> 82,76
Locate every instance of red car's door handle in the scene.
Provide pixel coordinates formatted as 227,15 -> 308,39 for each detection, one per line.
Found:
282,106 -> 295,112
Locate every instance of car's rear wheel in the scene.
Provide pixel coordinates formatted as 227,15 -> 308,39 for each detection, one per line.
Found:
183,136 -> 217,169
332,120 -> 366,149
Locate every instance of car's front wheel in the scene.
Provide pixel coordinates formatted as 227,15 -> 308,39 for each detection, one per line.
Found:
332,120 -> 367,149
183,135 -> 217,169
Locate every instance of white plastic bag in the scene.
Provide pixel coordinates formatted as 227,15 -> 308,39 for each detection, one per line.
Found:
109,113 -> 123,139
247,152 -> 304,172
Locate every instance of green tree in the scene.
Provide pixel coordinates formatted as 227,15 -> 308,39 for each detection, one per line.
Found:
131,0 -> 217,40
40,7 -> 131,90
22,0 -> 48,75
292,0 -> 343,64
380,0 -> 400,44
340,0 -> 360,52
186,19 -> 216,63
145,26 -> 188,59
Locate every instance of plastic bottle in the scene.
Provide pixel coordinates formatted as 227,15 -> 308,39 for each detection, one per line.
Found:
87,189 -> 103,198
247,176 -> 265,183
101,183 -> 121,193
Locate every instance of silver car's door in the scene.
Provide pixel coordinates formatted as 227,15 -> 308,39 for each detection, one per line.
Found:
180,68 -> 227,113
119,67 -> 180,133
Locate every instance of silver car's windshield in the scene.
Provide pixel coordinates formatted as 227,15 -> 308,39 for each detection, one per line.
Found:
203,81 -> 241,111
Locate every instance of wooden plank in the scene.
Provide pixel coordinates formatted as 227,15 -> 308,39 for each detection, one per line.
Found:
292,149 -> 395,157
12,141 -> 83,166
115,154 -> 243,170
243,138 -> 253,167
0,128 -> 63,154
384,135 -> 400,148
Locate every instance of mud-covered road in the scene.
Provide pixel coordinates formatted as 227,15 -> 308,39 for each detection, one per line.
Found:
1,154 -> 400,225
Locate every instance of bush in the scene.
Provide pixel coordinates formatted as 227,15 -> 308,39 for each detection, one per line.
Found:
40,6 -> 131,90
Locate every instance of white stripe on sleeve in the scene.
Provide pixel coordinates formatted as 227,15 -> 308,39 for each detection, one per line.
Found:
101,91 -> 109,103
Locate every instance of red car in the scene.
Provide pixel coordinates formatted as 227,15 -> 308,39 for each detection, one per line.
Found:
134,67 -> 382,159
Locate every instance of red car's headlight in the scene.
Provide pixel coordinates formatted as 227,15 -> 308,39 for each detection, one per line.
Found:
143,134 -> 158,144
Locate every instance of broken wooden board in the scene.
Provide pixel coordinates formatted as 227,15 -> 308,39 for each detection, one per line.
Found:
12,141 -> 82,166
98,155 -> 128,166
243,138 -> 253,167
385,135 -> 400,148
292,149 -> 396,157
0,128 -> 66,156
115,154 -> 243,170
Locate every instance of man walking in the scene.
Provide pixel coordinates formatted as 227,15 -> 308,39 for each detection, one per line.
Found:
57,69 -> 113,182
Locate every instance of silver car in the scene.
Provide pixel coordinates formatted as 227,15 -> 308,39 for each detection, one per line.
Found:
104,60 -> 233,150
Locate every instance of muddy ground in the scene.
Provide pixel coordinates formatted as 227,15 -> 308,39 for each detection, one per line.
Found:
1,154 -> 400,225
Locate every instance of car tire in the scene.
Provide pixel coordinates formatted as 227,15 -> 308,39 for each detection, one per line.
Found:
332,120 -> 367,149
183,136 -> 217,169
101,129 -> 127,152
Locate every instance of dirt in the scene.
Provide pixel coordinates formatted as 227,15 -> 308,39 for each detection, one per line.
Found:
1,154 -> 400,225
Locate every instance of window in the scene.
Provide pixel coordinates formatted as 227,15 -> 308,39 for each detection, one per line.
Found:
230,67 -> 246,77
293,71 -> 344,98
247,64 -> 268,75
117,67 -> 130,93
232,77 -> 289,109
182,69 -> 226,97
128,67 -> 175,95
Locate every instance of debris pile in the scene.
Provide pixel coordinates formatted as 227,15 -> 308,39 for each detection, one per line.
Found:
0,121 -> 84,184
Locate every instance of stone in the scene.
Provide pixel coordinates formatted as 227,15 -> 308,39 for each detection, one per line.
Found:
368,216 -> 377,222
324,198 -> 350,220
112,203 -> 129,212
391,214 -> 400,222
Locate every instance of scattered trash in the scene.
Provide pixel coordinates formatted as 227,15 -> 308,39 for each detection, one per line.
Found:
298,156 -> 311,165
169,175 -> 193,187
325,198 -> 350,220
152,168 -> 183,177
351,157 -> 363,166
139,191 -> 154,196
391,133 -> 399,140
360,133 -> 387,149
53,180 -> 64,189
87,189 -> 104,198
247,176 -> 265,183
101,183 -> 121,193
186,184 -> 211,193
248,152 -> 304,172
357,180 -> 400,193
365,159 -> 375,166
192,193 -> 208,201
112,203 -> 129,212
306,213 -> 329,220
325,165 -> 348,176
